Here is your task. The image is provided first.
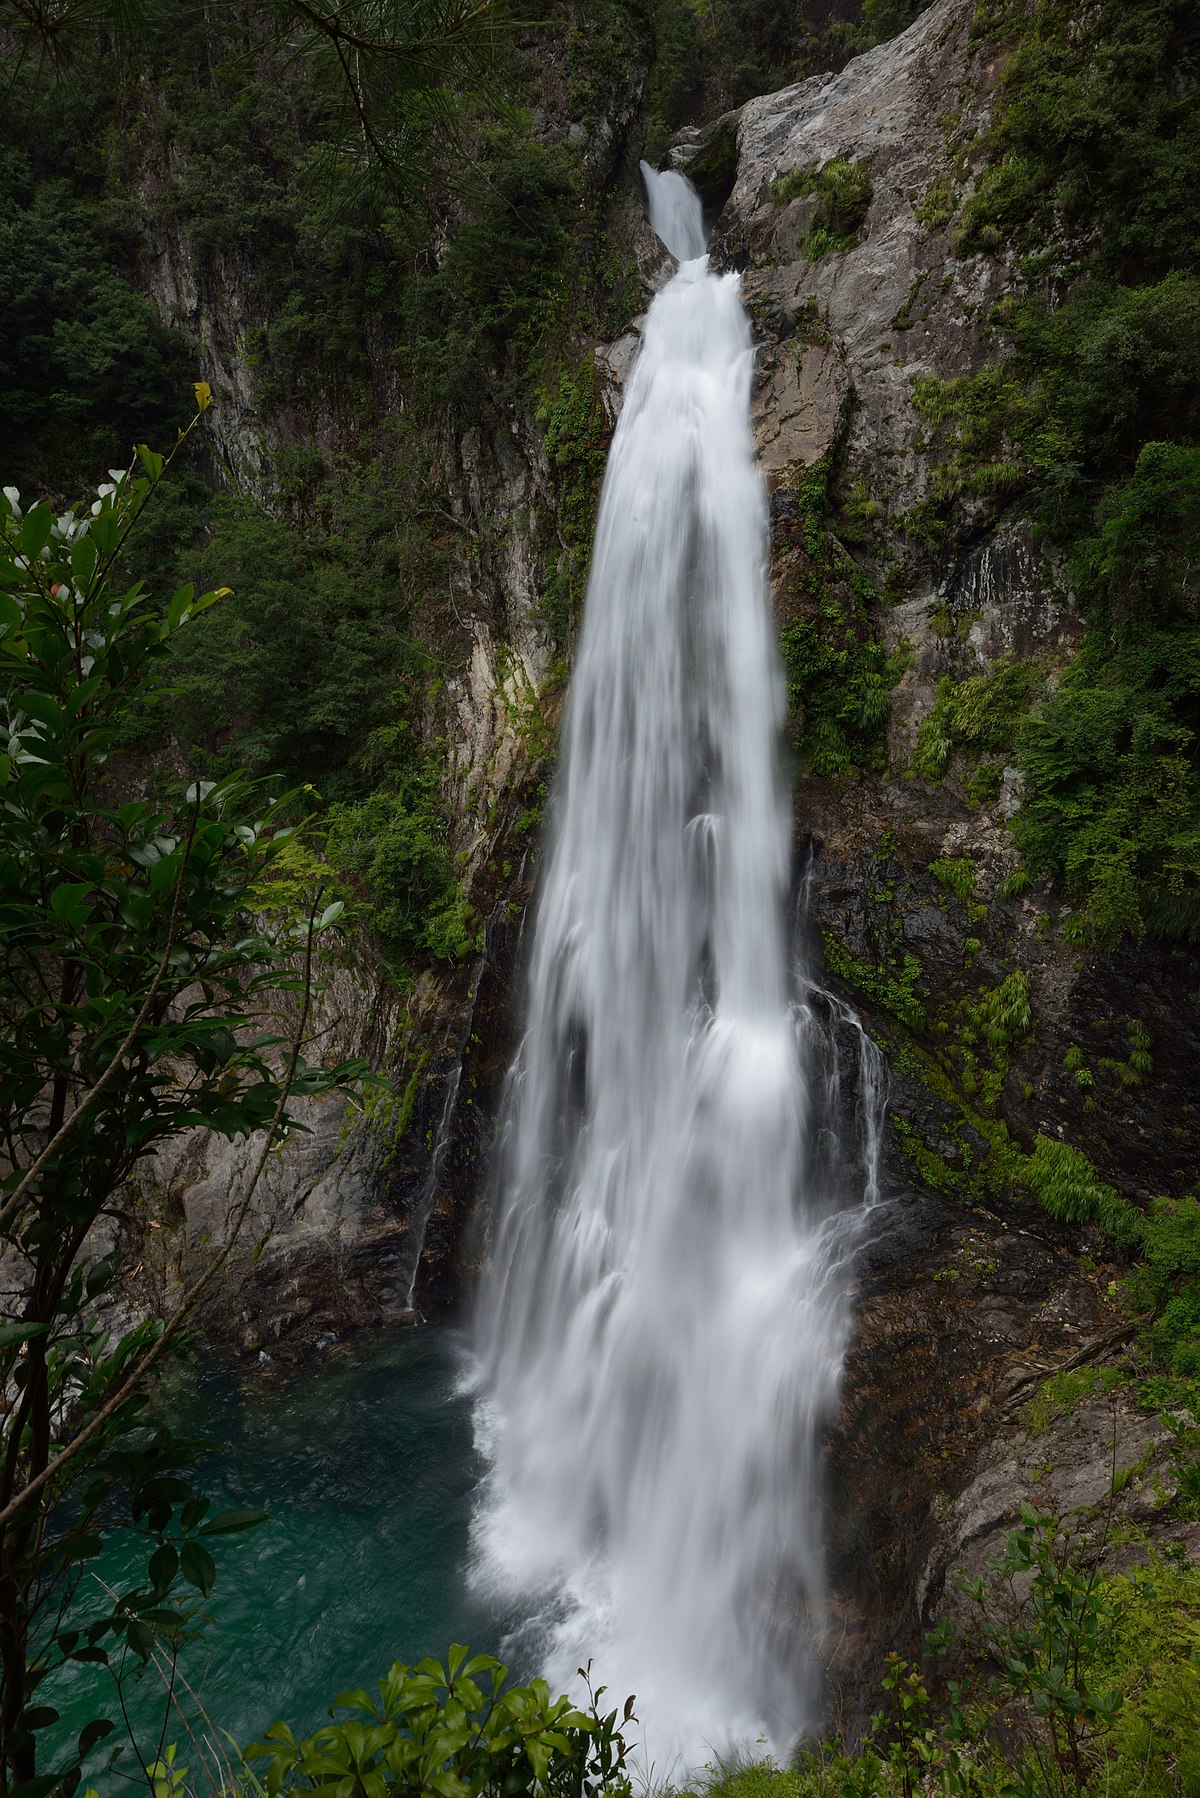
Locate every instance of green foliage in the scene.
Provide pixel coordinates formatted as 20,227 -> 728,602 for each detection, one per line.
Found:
131,442 -> 479,978
960,0 -> 1200,282
1082,441 -> 1200,639
914,661 -> 1042,784
686,1510 -> 1200,1796
906,3 -> 1200,951
929,858 -> 977,903
2,0 -> 514,221
400,122 -> 584,412
916,278 -> 1200,532
777,462 -> 900,775
1126,1195 -> 1200,1376
770,157 -> 874,259
325,786 -> 471,976
1020,1366 -> 1124,1438
954,1505 -> 1126,1797
914,170 -> 957,230
823,935 -> 927,1033
1015,630 -> 1200,946
955,969 -> 1030,1109
537,356 -> 612,645
643,0 -> 708,163
1025,1138 -> 1143,1245
1088,1555 -> 1200,1794
643,0 -> 922,147
164,473 -> 440,800
243,1647 -> 634,1798
0,422 -> 366,1794
910,366 -> 1038,511
0,148 -> 192,491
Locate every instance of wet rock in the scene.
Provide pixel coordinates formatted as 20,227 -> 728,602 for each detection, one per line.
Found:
824,1191 -> 1125,1730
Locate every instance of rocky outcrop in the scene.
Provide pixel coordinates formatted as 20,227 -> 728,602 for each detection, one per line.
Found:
684,0 -> 1200,1720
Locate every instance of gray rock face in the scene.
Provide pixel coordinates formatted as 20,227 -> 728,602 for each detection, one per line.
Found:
110,43 -> 654,1350
717,0 -> 1010,520
692,0 -> 1200,1720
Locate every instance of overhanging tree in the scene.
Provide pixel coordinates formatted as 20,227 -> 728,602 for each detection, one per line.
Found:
0,0 -> 510,210
0,395 -> 368,1797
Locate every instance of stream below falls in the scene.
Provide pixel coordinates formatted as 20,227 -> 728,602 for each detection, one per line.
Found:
48,1328 -> 515,1788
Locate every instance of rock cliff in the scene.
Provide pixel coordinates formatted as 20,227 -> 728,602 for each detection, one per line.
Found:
112,0 -> 1197,1720
676,0 -> 1200,1718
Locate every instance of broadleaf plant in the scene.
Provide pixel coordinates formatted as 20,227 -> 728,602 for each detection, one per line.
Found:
0,400 -> 369,1798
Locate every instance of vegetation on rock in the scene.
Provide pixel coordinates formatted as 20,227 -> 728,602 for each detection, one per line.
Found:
909,0 -> 1200,947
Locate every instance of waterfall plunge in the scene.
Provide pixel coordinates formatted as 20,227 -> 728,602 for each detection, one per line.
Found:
469,167 -> 873,1774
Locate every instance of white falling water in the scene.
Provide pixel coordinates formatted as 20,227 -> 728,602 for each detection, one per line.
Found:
469,167 -> 876,1774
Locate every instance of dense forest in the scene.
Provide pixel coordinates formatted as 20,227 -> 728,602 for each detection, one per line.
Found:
2,0 -> 1200,1793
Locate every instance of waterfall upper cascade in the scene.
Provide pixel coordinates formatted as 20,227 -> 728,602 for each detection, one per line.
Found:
470,166 -> 883,1772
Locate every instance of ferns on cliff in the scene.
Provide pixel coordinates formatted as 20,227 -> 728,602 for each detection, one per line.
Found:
913,0 -> 1200,947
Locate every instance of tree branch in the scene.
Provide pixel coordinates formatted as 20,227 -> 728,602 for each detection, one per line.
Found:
0,899 -> 326,1536
0,806 -> 200,1242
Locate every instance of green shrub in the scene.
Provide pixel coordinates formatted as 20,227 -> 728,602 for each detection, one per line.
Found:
1082,441 -> 1200,637
167,496 -> 429,797
929,857 -> 977,903
777,462 -> 899,774
954,969 -> 1031,1109
960,0 -> 1200,282
243,1646 -> 633,1798
0,150 -> 192,489
642,0 -> 707,162
1025,1137 -> 1143,1245
325,790 -> 470,975
822,935 -> 927,1033
1021,1366 -> 1123,1437
1126,1195 -> 1200,1376
1092,1557 -> 1200,1795
914,661 -> 1042,783
771,156 -> 874,258
1015,631 -> 1200,946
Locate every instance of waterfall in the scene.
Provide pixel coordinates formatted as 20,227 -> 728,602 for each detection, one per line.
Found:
469,166 -> 881,1774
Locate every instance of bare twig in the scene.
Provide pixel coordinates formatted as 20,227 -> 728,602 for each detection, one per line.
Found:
0,901 -> 326,1535
0,807 -> 200,1241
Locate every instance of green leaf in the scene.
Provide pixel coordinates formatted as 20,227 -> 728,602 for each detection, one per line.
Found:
50,883 -> 93,926
125,1619 -> 155,1662
89,511 -> 120,556
20,503 -> 53,559
331,1690 -> 375,1716
9,1775 -> 61,1798
197,1507 -> 268,1536
22,1707 -> 59,1731
166,585 -> 195,631
148,1544 -> 178,1593
71,534 -> 98,590
0,1320 -> 51,1352
179,1540 -> 216,1597
77,1719 -> 115,1758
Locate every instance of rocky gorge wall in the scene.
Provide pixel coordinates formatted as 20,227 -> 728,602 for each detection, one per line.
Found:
665,0 -> 1200,1722
109,0 -> 1199,1729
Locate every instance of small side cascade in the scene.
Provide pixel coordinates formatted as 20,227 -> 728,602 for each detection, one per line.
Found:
397,943 -> 490,1316
467,165 -> 886,1774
